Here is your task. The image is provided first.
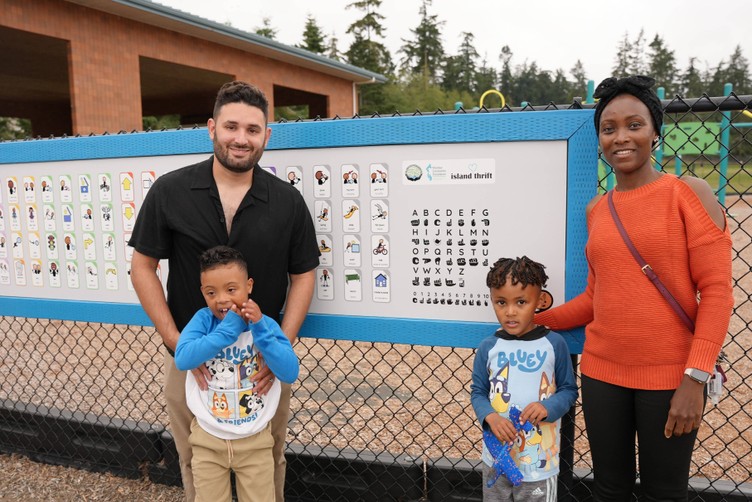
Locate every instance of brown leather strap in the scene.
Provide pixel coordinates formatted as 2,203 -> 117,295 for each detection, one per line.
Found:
607,190 -> 695,332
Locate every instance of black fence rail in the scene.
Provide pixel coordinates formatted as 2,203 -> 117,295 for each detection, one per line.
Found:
0,94 -> 751,501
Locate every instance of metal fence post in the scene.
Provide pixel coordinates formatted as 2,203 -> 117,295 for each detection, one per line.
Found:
718,83 -> 732,205
655,87 -> 666,168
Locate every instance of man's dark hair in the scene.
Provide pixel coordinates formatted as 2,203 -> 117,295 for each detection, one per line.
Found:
213,81 -> 269,121
199,245 -> 248,276
486,256 -> 548,289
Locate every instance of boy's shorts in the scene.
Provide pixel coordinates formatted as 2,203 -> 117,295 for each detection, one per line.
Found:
482,463 -> 557,502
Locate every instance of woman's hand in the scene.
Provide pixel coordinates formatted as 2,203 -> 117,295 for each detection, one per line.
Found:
664,375 -> 705,438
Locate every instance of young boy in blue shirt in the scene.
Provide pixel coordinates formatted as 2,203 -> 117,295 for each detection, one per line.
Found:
175,245 -> 299,502
471,256 -> 577,501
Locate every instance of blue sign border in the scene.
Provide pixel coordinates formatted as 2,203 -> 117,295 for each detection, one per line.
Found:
0,110 -> 597,351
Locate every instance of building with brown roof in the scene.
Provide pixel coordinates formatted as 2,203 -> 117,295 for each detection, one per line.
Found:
0,0 -> 386,136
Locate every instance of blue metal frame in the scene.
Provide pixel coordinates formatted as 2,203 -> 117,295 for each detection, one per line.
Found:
0,110 -> 597,351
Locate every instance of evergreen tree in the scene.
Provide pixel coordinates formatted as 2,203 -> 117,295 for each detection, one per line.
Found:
347,0 -> 386,40
713,45 -> 751,94
474,56 -> 498,100
442,32 -> 478,94
679,57 -> 708,97
510,61 -> 546,106
345,0 -> 392,75
345,0 -> 393,114
399,0 -> 445,82
326,32 -> 342,61
707,60 -> 727,96
570,60 -> 588,100
255,17 -> 277,39
551,69 -> 571,104
612,32 -> 632,78
628,28 -> 647,75
647,35 -> 677,96
298,15 -> 326,54
498,45 -> 513,96
442,55 -> 464,93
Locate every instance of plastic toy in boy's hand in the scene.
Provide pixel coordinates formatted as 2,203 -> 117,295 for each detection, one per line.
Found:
483,406 -> 534,487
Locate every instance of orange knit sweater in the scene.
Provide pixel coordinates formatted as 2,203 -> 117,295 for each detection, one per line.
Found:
536,174 -> 733,390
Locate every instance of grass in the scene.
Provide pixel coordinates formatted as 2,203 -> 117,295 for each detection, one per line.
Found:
597,158 -> 752,196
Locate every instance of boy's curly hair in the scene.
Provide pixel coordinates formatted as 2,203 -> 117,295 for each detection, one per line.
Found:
486,256 -> 548,289
199,245 -> 248,276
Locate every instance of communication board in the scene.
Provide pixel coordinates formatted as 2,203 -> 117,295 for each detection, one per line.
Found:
0,111 -> 597,350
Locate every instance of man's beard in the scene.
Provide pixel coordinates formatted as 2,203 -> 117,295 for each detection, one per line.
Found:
213,137 -> 264,173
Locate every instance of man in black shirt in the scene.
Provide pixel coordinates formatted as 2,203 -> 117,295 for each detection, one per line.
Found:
129,81 -> 319,502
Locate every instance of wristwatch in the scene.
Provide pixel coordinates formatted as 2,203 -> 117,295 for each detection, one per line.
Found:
684,368 -> 711,384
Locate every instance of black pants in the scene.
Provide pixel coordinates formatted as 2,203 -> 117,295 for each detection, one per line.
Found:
581,375 -> 701,502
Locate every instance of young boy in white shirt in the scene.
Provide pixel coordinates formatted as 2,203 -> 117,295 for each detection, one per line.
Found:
175,245 -> 299,502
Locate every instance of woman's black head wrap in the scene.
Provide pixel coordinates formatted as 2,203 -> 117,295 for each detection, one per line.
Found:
593,75 -> 663,135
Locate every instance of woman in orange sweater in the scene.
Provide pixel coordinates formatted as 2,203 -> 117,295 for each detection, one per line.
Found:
536,76 -> 733,501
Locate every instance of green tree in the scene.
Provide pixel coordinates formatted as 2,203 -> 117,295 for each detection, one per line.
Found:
726,45 -> 751,93
498,45 -> 513,96
255,17 -> 277,39
142,114 -> 180,130
473,57 -> 498,101
551,69 -> 571,104
570,59 -> 588,101
613,30 -> 649,77
441,32 -> 479,94
298,15 -> 326,54
345,0 -> 392,75
381,73 -> 472,113
345,0 -> 393,114
0,117 -> 32,139
509,61 -> 548,106
399,0 -> 445,82
612,32 -> 632,78
709,45 -> 751,94
679,57 -> 707,97
628,29 -> 647,75
647,35 -> 678,96
326,32 -> 342,61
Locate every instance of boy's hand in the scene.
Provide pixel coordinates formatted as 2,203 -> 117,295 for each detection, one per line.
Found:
485,413 -> 518,443
520,402 -> 548,426
240,299 -> 262,323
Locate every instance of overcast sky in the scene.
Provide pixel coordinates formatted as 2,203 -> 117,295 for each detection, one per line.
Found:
156,0 -> 750,89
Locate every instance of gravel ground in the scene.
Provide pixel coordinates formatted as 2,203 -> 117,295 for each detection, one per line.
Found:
0,453 -> 184,502
1,196 -> 750,500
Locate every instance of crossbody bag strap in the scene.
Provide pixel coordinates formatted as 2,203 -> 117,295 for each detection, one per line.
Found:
607,190 -> 696,332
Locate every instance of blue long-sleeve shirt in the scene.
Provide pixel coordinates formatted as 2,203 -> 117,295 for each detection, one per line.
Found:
470,325 -> 578,482
175,308 -> 298,383
175,308 -> 299,440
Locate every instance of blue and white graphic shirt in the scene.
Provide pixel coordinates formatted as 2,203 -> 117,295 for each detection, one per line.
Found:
471,326 -> 578,482
176,309 -> 298,440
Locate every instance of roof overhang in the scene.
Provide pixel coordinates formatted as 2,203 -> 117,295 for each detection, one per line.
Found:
65,0 -> 388,85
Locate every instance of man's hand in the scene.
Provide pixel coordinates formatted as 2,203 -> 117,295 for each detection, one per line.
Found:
251,353 -> 275,396
192,365 -> 212,391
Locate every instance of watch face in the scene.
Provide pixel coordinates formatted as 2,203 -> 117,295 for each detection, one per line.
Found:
689,369 -> 710,383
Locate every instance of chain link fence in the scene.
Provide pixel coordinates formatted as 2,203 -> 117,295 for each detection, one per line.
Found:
1,93 -> 750,501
